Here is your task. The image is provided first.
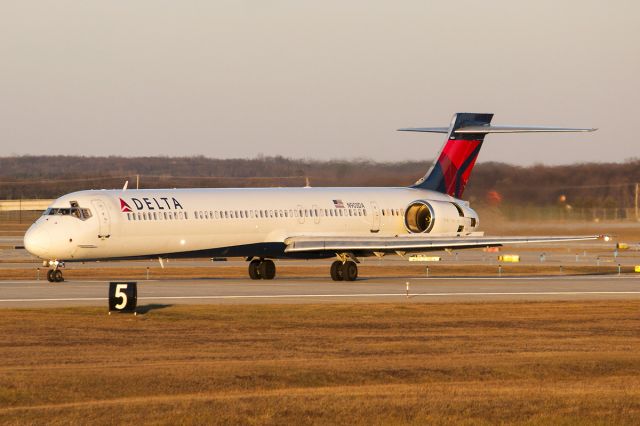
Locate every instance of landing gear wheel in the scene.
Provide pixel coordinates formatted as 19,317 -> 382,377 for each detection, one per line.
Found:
342,261 -> 358,281
258,260 -> 276,280
48,269 -> 64,283
248,259 -> 262,280
330,261 -> 344,281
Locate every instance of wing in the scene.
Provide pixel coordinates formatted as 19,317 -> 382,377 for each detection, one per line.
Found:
284,234 -> 603,254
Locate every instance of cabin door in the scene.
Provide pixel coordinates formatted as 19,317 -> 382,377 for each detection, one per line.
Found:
92,199 -> 111,240
370,201 -> 380,233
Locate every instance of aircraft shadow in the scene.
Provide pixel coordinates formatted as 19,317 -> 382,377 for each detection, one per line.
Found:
136,303 -> 172,314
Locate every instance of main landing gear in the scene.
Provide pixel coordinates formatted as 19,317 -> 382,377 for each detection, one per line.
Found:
248,258 -> 276,280
47,269 -> 64,282
330,260 -> 358,281
46,261 -> 64,283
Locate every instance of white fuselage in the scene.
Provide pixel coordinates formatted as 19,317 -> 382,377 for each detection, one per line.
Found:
23,186 -> 479,261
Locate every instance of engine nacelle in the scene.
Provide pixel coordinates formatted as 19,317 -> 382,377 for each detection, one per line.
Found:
404,200 -> 479,235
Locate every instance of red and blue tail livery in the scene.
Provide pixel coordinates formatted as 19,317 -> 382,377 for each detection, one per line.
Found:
400,113 -> 596,199
412,113 -> 492,198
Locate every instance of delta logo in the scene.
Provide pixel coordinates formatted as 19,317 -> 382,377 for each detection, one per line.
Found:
120,198 -> 132,212
118,197 -> 184,212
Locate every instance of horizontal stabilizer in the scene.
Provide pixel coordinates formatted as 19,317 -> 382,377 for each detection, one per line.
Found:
455,125 -> 597,134
397,127 -> 449,134
399,125 -> 596,134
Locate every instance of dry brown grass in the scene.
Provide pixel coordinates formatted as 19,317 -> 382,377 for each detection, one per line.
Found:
0,263 -> 632,281
0,301 -> 638,424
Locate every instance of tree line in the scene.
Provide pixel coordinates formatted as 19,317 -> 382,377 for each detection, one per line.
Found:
0,155 -> 638,208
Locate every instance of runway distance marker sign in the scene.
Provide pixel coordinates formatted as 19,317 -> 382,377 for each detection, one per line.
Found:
108,282 -> 137,314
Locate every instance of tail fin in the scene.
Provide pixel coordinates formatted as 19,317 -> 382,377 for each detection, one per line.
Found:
400,113 -> 596,199
405,113 -> 493,198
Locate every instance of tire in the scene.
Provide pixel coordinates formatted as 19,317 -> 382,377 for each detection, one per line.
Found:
54,270 -> 64,282
248,259 -> 261,280
342,261 -> 358,281
47,270 -> 55,283
259,260 -> 276,280
330,261 -> 344,281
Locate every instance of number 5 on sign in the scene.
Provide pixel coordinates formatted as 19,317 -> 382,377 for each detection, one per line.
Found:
109,282 -> 137,313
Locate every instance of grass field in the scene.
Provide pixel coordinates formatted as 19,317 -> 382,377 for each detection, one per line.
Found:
0,263 -> 634,281
1,301 -> 638,424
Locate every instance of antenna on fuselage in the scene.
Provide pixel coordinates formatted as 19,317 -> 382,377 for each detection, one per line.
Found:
304,177 -> 311,188
122,180 -> 129,190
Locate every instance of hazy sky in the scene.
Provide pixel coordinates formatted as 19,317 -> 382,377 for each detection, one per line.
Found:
1,1 -> 638,165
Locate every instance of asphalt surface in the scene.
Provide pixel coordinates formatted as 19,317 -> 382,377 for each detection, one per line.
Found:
1,275 -> 639,308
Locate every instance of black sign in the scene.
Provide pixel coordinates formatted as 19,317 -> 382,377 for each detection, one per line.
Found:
108,282 -> 137,313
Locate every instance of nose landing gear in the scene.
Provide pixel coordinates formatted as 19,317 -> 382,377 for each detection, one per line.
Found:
45,260 -> 65,283
248,258 -> 276,280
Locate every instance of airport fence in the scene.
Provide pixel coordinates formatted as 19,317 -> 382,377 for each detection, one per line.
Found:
0,199 -> 52,224
496,205 -> 638,222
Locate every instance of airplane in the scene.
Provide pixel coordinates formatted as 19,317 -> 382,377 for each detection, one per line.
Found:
23,112 -> 600,283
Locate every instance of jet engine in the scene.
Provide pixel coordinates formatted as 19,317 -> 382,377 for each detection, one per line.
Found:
404,200 -> 479,235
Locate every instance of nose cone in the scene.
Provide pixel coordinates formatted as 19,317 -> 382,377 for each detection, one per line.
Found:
24,224 -> 51,259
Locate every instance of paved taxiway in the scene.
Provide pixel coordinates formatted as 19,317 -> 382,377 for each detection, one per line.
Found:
1,275 -> 639,308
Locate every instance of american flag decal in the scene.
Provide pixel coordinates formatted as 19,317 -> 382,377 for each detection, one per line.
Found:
333,199 -> 345,208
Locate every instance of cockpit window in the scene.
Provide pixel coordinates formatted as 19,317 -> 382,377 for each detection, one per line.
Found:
44,206 -> 93,221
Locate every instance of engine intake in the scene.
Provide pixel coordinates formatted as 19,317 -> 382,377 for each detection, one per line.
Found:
404,201 -> 435,233
404,200 -> 478,234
